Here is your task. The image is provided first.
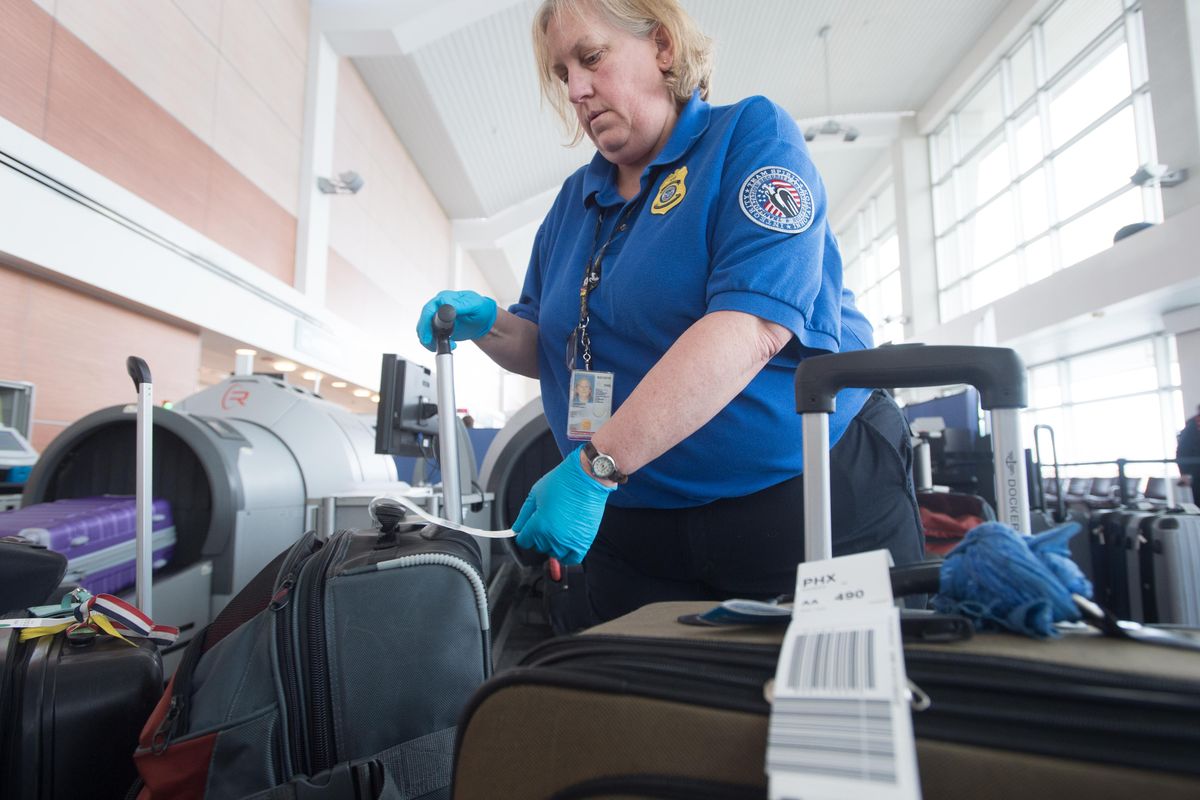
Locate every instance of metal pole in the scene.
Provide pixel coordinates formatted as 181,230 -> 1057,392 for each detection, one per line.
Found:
913,437 -> 933,492
802,413 -> 832,563
435,351 -> 462,524
990,408 -> 1030,534
432,304 -> 463,525
135,379 -> 153,616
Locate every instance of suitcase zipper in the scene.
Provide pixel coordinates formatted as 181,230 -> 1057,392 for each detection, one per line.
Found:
518,635 -> 779,714
271,533 -> 324,776
297,531 -> 349,775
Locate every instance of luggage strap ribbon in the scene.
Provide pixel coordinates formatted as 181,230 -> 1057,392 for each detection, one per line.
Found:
0,591 -> 179,645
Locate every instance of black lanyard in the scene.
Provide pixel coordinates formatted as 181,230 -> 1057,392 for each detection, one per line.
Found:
569,202 -> 638,371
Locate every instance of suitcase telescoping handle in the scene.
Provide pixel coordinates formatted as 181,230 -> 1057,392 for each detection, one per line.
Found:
126,356 -> 154,616
432,305 -> 463,525
794,344 -> 1029,564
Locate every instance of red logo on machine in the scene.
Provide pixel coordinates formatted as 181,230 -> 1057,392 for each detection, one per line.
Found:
221,385 -> 250,410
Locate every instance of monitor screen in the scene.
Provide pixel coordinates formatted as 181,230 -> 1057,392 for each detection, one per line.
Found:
0,430 -> 22,451
374,355 -> 439,457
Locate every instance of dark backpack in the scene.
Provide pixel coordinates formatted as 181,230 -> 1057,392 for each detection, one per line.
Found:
133,510 -> 490,800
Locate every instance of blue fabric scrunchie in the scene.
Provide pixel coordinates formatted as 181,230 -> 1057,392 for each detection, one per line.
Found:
933,521 -> 1092,638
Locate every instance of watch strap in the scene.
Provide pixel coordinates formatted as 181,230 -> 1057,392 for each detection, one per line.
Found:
583,441 -> 629,484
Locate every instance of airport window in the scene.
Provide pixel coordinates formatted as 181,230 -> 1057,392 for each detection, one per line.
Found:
1023,335 -> 1185,480
930,0 -> 1160,323
838,181 -> 905,345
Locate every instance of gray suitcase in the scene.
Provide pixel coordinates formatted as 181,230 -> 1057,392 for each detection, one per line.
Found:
1144,513 -> 1200,625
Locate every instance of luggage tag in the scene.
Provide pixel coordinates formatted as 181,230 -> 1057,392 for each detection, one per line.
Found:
679,598 -> 794,626
566,369 -> 614,441
27,587 -> 94,619
766,550 -> 922,800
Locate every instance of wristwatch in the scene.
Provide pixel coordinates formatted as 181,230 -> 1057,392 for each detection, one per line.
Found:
583,442 -> 629,484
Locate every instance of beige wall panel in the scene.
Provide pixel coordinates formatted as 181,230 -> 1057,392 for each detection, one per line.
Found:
55,0 -> 220,144
364,220 -> 398,290
219,0 -> 305,136
45,23 -> 212,233
0,268 -> 32,379
212,58 -> 301,216
0,271 -> 201,450
336,60 -> 378,146
0,0 -> 53,137
256,0 -> 309,62
328,190 -> 372,276
172,0 -> 222,45
331,111 -> 373,215
326,248 -> 399,343
204,151 -> 297,287
367,164 -> 408,240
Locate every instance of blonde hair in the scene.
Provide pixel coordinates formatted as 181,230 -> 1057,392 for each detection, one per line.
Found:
532,0 -> 713,143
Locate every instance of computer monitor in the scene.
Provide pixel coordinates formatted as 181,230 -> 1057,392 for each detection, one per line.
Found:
0,425 -> 37,468
374,355 -> 438,457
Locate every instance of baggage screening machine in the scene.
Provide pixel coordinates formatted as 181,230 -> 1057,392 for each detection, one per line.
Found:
21,362 -> 490,653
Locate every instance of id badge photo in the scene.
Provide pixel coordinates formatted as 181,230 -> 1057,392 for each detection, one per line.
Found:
567,369 -> 614,441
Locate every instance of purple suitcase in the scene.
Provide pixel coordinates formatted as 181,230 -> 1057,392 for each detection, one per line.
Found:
0,496 -> 175,595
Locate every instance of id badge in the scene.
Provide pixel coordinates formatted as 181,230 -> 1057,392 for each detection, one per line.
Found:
567,370 -> 613,441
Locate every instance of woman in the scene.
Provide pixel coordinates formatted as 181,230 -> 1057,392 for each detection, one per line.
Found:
572,374 -> 594,405
417,0 -> 923,622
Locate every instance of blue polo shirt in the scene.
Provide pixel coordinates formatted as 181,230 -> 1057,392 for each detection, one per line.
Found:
511,91 -> 874,508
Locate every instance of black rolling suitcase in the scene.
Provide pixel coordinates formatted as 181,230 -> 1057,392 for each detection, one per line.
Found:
0,536 -> 67,611
0,357 -> 167,800
452,345 -> 1200,800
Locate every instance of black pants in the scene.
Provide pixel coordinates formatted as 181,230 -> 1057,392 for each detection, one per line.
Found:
585,390 -> 925,622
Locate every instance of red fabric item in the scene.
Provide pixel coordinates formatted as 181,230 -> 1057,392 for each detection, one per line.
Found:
133,675 -> 215,800
134,730 -> 217,800
921,507 -> 984,556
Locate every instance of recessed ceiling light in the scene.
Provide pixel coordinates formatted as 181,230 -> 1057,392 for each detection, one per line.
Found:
235,348 -> 257,356
272,360 -> 297,372
371,394 -> 380,403
353,388 -> 371,398
302,370 -> 321,380
330,381 -> 347,388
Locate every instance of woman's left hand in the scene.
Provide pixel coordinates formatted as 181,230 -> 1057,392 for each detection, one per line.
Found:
513,446 -> 616,564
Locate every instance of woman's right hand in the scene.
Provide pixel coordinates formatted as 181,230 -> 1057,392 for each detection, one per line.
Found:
416,290 -> 498,352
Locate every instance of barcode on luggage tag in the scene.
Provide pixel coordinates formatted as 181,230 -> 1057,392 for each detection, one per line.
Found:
769,628 -> 898,786
768,697 -> 897,784
786,629 -> 875,692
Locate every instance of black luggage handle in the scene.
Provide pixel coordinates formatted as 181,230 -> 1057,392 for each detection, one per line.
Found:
794,344 -> 1027,413
126,356 -> 152,389
432,304 -> 456,356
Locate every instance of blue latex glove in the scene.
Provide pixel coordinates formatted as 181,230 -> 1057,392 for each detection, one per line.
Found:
513,446 -> 616,565
415,290 -> 498,352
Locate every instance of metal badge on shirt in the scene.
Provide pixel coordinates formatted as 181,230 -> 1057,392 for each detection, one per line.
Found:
567,369 -> 613,441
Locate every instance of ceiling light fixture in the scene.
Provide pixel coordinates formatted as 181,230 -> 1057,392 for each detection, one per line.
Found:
317,171 -> 364,195
353,388 -> 371,398
804,25 -> 859,143
371,394 -> 380,403
331,381 -> 348,388
302,370 -> 321,381
272,360 -> 297,372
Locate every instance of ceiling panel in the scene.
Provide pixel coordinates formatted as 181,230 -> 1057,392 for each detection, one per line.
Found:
347,0 -> 1011,283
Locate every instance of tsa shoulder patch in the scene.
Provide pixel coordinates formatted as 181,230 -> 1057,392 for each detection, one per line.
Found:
739,166 -> 815,233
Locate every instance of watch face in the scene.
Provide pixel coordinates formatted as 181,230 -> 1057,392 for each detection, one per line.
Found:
592,455 -> 616,478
